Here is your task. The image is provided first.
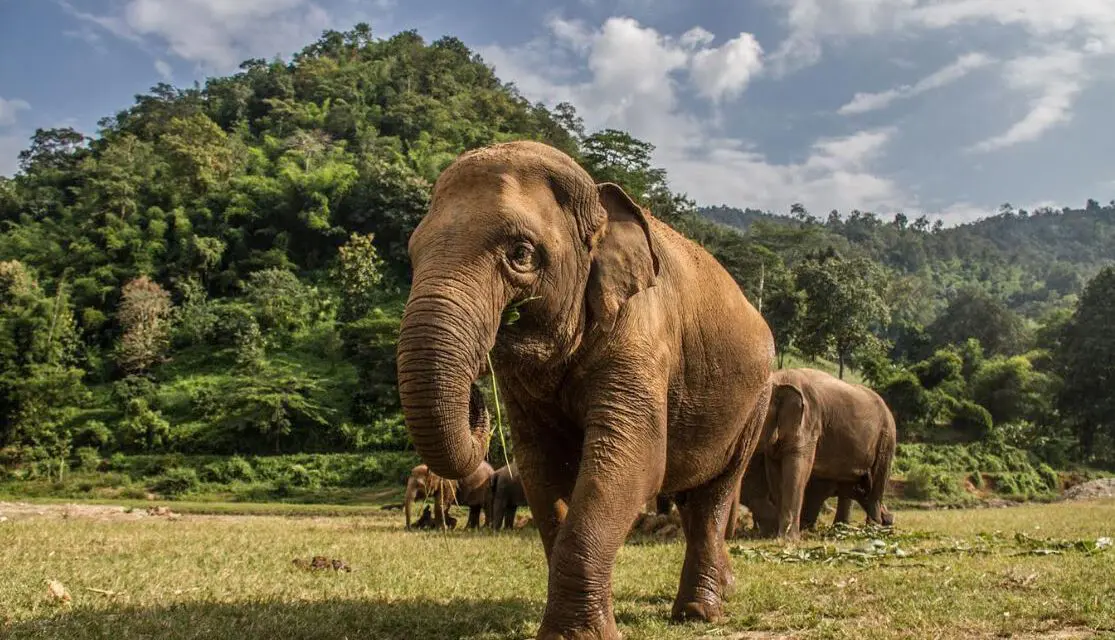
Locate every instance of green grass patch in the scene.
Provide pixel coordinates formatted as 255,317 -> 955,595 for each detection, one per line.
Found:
1,499 -> 1113,639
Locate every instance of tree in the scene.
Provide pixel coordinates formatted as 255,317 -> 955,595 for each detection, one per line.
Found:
970,355 -> 1055,426
927,288 -> 1029,356
579,129 -> 665,201
115,277 -> 174,374
1057,266 -> 1115,459
335,232 -> 385,321
795,255 -> 890,378
0,261 -> 88,462
243,268 -> 313,337
763,270 -> 806,367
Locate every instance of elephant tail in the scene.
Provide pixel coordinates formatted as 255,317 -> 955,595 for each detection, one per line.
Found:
867,419 -> 897,523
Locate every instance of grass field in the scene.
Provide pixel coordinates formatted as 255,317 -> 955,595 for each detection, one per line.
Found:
2,499 -> 1113,639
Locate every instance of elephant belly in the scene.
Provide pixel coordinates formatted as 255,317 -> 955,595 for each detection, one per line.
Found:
660,377 -> 767,493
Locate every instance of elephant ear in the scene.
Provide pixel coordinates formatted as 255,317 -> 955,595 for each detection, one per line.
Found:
586,182 -> 661,332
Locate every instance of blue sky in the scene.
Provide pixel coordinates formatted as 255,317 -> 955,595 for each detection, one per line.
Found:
1,0 -> 1114,224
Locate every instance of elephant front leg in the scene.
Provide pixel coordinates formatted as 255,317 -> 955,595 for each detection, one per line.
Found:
767,446 -> 816,540
834,496 -> 853,525
536,428 -> 661,639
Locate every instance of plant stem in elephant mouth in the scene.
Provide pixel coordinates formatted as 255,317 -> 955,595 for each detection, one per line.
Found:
486,352 -> 512,474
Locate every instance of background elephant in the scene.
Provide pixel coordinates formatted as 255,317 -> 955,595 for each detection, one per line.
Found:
396,140 -> 774,639
404,460 -> 495,530
490,462 -> 527,530
742,367 -> 897,539
404,384 -> 495,530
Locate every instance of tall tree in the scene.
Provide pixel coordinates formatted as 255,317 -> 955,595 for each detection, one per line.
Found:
795,255 -> 890,379
928,288 -> 1030,356
115,276 -> 173,374
1057,267 -> 1115,459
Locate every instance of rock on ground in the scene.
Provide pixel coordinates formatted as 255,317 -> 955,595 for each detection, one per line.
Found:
1062,478 -> 1115,502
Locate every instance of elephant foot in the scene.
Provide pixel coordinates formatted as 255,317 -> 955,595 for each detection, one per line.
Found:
719,560 -> 736,600
670,599 -> 724,624
536,619 -> 620,640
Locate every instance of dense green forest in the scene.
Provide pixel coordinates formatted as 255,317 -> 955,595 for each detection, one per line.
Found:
2,25 -> 1114,497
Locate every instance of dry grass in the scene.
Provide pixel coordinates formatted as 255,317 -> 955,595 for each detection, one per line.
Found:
1,499 -> 1113,639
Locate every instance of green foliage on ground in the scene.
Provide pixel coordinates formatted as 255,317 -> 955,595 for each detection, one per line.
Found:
2,499 -> 1114,639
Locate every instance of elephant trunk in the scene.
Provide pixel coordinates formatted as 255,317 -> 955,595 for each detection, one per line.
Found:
397,277 -> 499,480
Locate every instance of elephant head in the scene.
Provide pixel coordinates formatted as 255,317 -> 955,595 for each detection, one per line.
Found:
397,140 -> 660,479
763,381 -> 807,447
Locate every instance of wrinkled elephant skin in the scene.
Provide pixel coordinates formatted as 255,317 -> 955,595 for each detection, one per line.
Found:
396,141 -> 774,639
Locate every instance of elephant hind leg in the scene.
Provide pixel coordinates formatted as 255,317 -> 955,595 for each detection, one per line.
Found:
671,460 -> 747,623
467,505 -> 482,529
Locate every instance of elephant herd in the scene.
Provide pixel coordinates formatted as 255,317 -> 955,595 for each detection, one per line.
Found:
395,140 -> 899,639
403,460 -> 527,532
404,367 -> 896,541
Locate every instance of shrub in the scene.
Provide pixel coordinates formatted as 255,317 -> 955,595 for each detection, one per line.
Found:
287,464 -> 320,488
951,401 -> 993,440
904,464 -> 963,501
75,446 -> 102,472
149,467 -> 199,497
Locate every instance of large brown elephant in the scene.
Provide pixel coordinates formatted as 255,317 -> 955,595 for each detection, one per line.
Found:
396,140 -> 774,639
740,367 -> 896,540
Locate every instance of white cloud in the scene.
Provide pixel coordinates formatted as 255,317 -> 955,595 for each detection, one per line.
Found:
770,0 -> 1115,69
0,98 -> 31,128
769,0 -> 917,73
0,134 -> 23,176
839,52 -> 994,115
481,17 -> 904,215
154,59 -> 173,81
689,33 -> 764,103
670,129 -> 905,214
971,49 -> 1085,152
61,0 -> 373,72
770,1 -> 1115,151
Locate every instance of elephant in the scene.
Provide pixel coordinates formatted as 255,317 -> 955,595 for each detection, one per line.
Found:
404,459 -> 495,530
404,383 -> 496,531
396,140 -> 774,639
490,462 -> 527,530
738,367 -> 896,540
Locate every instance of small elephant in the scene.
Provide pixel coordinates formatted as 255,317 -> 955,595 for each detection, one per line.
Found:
739,367 -> 897,540
490,462 -> 527,530
396,140 -> 774,638
404,459 -> 495,530
404,384 -> 496,531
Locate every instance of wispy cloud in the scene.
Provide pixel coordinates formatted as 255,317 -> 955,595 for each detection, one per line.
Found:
0,97 -> 31,128
838,52 -> 994,115
970,49 -> 1085,152
154,59 -> 173,81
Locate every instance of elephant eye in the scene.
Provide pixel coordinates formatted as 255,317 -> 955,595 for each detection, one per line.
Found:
507,241 -> 537,272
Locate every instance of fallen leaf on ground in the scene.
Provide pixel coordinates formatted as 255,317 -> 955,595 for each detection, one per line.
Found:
292,556 -> 353,572
46,579 -> 71,605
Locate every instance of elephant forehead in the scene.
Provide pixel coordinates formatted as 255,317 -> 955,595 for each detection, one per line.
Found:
422,172 -> 572,240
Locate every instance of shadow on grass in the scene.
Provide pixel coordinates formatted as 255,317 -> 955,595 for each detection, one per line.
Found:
5,596 -> 540,640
